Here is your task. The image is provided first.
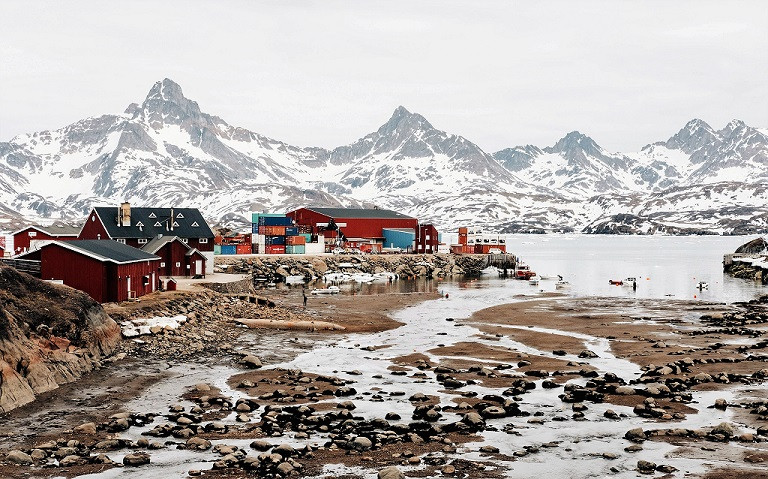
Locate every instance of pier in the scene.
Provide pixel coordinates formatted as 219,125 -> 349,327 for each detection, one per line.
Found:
486,253 -> 517,278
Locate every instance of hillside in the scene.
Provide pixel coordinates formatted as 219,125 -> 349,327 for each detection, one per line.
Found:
0,265 -> 120,413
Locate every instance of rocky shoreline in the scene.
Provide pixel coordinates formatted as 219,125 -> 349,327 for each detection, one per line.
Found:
215,254 -> 494,285
1,268 -> 767,478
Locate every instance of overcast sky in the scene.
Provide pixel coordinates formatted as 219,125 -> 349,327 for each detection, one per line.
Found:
1,0 -> 766,152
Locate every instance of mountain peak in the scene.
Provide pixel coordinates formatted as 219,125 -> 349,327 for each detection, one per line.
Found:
378,106 -> 433,135
665,118 -> 718,153
137,79 -> 203,127
549,131 -> 602,156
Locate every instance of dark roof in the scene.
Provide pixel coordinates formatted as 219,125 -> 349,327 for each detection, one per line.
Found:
141,235 -> 182,254
301,207 -> 416,220
12,224 -> 80,236
48,240 -> 159,264
93,207 -> 215,239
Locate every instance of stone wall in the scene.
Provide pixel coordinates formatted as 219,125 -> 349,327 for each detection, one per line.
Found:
215,254 -> 492,284
198,277 -> 254,294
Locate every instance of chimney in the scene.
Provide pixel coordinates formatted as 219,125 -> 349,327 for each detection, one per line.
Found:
120,202 -> 131,227
170,208 -> 174,232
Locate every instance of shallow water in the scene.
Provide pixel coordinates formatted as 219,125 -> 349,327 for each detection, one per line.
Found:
59,236 -> 767,478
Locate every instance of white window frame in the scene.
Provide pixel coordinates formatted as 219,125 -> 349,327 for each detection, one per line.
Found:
199,238 -> 208,244
116,239 -> 126,244
175,262 -> 181,268
181,238 -> 188,243
160,262 -> 166,267
28,231 -> 37,237
138,238 -> 148,244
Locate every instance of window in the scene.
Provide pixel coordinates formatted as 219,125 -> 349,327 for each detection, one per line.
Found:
135,221 -> 144,228
28,231 -> 37,237
199,238 -> 208,243
176,213 -> 184,218
173,221 -> 180,227
175,262 -> 181,268
160,262 -> 166,267
181,238 -> 188,243
154,221 -> 162,227
91,215 -> 95,222
138,238 -> 148,244
116,239 -> 126,244
148,212 -> 157,218
191,221 -> 199,227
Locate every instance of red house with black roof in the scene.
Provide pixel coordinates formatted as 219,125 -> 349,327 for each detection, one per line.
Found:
17,240 -> 160,303
141,235 -> 207,277
12,224 -> 80,255
78,203 -> 214,273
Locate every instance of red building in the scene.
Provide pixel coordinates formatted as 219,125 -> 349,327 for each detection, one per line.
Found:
286,207 -> 419,243
78,203 -> 215,274
141,236 -> 207,277
11,224 -> 80,255
417,224 -> 439,254
17,240 -> 160,303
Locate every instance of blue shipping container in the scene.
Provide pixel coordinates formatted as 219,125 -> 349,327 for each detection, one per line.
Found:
284,227 -> 298,236
286,245 -> 305,254
252,212 -> 284,224
259,216 -> 293,226
221,244 -> 237,255
266,235 -> 286,245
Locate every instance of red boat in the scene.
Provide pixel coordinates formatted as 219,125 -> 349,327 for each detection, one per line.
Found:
609,280 -> 623,286
517,270 -> 537,280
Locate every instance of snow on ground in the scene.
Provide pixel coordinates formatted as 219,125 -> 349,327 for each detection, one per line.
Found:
121,315 -> 187,338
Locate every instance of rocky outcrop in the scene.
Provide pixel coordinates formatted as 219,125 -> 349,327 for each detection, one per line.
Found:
0,265 -> 121,413
735,238 -> 768,254
725,238 -> 768,284
215,254 -> 493,284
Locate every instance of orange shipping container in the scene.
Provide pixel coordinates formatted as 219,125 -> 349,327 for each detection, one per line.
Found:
286,235 -> 306,245
236,244 -> 252,255
265,226 -> 286,236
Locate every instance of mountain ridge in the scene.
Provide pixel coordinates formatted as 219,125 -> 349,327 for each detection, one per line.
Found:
0,78 -> 766,235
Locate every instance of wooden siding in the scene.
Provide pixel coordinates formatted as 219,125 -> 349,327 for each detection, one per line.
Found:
13,228 -> 77,255
78,212 -> 111,240
39,243 -> 158,303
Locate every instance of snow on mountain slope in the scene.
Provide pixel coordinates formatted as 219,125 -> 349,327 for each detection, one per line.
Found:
1,78 -> 766,235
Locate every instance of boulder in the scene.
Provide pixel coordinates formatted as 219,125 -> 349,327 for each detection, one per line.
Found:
123,452 -> 151,466
5,450 -> 33,465
378,466 -> 405,479
352,436 -> 373,451
74,422 -> 97,435
240,355 -> 262,369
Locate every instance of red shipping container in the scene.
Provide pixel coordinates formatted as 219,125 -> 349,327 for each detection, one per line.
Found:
265,245 -> 285,254
236,244 -> 252,255
286,235 -> 306,245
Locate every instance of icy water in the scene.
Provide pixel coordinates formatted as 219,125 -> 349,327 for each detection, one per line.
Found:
506,234 -> 762,303
68,235 -> 765,478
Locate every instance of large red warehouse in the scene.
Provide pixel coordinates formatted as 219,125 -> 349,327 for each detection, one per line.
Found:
286,207 -> 419,241
19,240 -> 160,303
11,224 -> 80,255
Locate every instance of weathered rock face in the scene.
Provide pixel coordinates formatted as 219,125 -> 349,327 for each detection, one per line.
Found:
735,237 -> 768,254
0,265 -> 121,413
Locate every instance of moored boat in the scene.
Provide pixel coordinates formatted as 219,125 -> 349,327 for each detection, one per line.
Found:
311,285 -> 341,295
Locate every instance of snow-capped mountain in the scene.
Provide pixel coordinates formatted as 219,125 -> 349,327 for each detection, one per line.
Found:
0,78 -> 766,235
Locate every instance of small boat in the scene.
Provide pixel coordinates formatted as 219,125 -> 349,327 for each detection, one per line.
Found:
538,274 -> 553,280
697,281 -> 709,290
555,280 -> 570,289
609,280 -> 623,286
311,286 -> 340,295
529,276 -> 540,286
